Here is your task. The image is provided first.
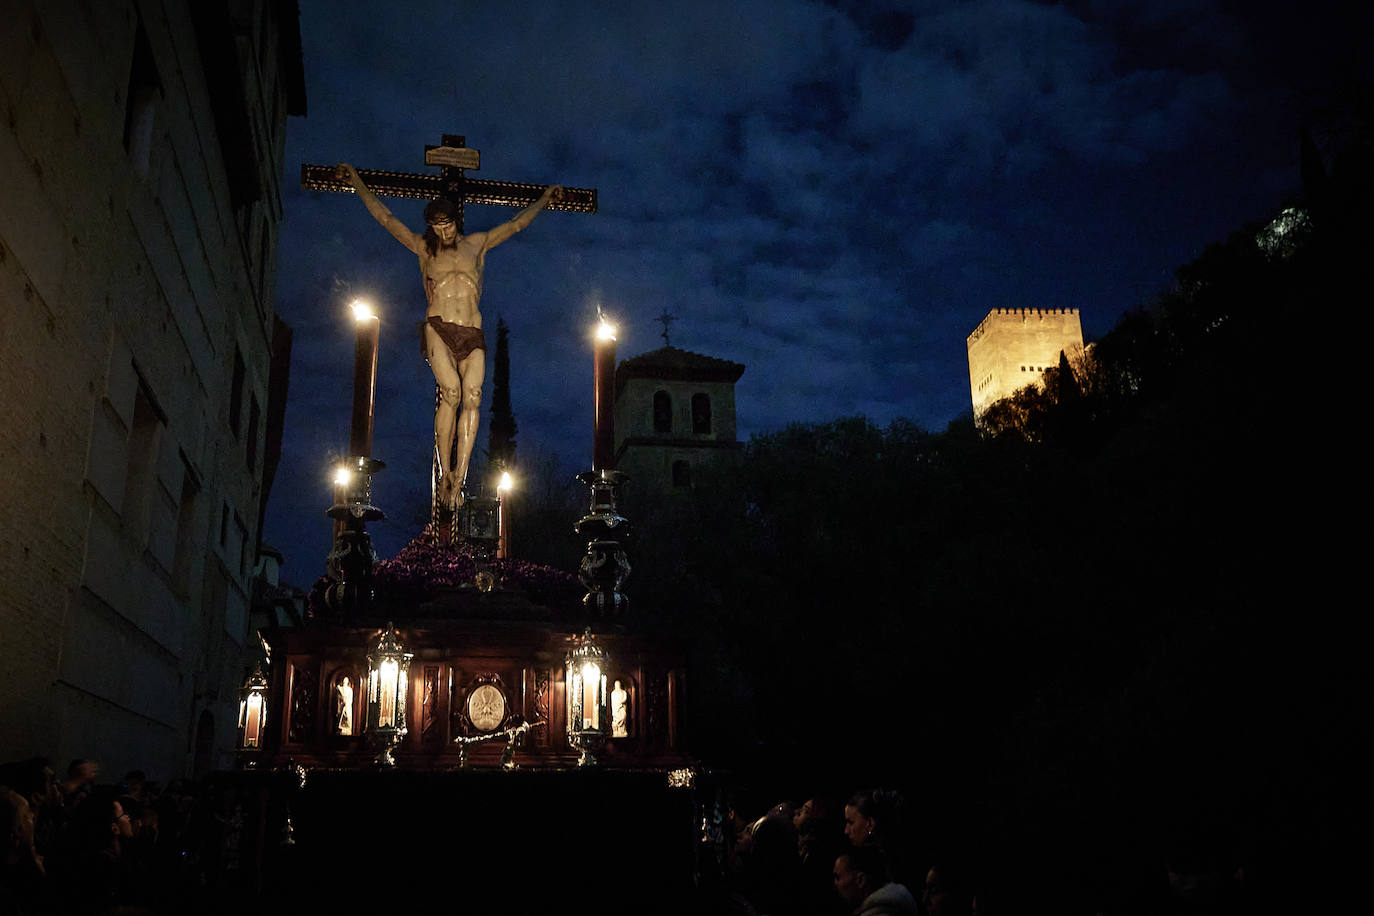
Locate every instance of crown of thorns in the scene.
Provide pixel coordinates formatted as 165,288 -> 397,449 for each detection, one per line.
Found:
424,199 -> 458,225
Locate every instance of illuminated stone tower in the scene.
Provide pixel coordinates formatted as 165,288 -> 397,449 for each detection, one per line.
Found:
967,308 -> 1084,419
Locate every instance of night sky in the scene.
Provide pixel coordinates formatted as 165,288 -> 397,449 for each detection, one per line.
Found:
264,0 -> 1366,579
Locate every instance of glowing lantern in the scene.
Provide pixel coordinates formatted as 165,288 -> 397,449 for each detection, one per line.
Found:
236,663 -> 269,766
565,628 -> 608,766
365,622 -> 413,767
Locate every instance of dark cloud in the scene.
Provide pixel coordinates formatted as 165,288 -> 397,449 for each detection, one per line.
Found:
264,0 -> 1362,572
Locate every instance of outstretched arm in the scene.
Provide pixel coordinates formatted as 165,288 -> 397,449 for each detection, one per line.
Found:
482,185 -> 564,250
336,163 -> 424,255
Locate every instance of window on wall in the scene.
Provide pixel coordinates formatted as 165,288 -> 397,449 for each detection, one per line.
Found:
246,393 -> 260,470
172,458 -> 199,596
271,81 -> 282,141
691,393 -> 712,434
123,19 -> 162,175
653,391 -> 672,434
256,0 -> 272,68
229,347 -> 244,436
122,378 -> 165,543
256,216 -> 272,310
672,460 -> 691,488
234,513 -> 250,577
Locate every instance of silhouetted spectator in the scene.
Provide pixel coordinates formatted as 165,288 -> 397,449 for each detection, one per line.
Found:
843,790 -> 906,848
58,787 -> 133,914
795,796 -> 838,859
921,863 -> 975,916
843,789 -> 912,887
796,796 -> 844,915
0,759 -> 59,862
832,845 -> 916,915
740,801 -> 801,915
119,771 -> 149,808
59,760 -> 99,811
0,762 -> 52,815
2,787 -> 50,913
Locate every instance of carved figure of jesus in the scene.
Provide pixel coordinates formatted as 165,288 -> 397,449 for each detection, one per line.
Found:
337,163 -> 562,508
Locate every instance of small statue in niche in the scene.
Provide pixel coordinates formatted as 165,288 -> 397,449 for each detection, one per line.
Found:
336,676 -> 354,736
610,679 -> 629,738
422,670 -> 438,735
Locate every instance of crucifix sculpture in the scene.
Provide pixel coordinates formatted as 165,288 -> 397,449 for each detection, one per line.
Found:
302,135 -> 597,529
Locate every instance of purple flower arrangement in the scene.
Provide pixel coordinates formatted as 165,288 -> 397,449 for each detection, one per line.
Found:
307,530 -> 581,619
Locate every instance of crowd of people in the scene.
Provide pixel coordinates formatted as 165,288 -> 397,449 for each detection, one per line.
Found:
5,759 -> 1261,915
702,787 -> 957,916
700,785 -> 1256,916
1,756 -> 248,915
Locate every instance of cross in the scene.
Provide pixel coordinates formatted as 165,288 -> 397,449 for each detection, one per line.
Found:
656,310 -> 678,347
302,134 -> 599,543
301,133 -> 598,233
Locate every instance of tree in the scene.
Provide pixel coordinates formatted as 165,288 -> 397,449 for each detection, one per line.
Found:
486,317 -> 517,472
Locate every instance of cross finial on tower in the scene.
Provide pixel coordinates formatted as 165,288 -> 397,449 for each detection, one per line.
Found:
656,310 -> 678,347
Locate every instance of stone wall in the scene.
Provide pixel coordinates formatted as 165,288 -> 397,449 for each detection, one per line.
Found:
0,0 -> 302,779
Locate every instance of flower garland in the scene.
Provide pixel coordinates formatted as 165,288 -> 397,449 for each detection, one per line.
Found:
308,530 -> 582,618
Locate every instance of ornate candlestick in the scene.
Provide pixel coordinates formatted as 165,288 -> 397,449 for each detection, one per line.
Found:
576,469 -> 630,618
497,471 -> 513,559
349,300 -> 380,457
326,457 -> 386,610
324,301 -> 385,613
593,319 -> 616,471
577,317 -> 630,618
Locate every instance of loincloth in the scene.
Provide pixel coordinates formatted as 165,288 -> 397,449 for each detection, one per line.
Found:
422,317 -> 487,363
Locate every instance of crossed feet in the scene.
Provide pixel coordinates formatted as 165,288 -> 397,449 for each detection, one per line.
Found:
438,470 -> 466,511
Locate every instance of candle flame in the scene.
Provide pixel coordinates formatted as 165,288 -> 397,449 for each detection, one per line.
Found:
596,321 -> 616,342
498,471 -> 514,492
350,300 -> 375,322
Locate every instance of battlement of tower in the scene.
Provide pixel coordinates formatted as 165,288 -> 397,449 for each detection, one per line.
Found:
967,307 -> 1080,345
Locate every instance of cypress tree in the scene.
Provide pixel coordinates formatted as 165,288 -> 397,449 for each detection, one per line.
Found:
487,317 -> 517,472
